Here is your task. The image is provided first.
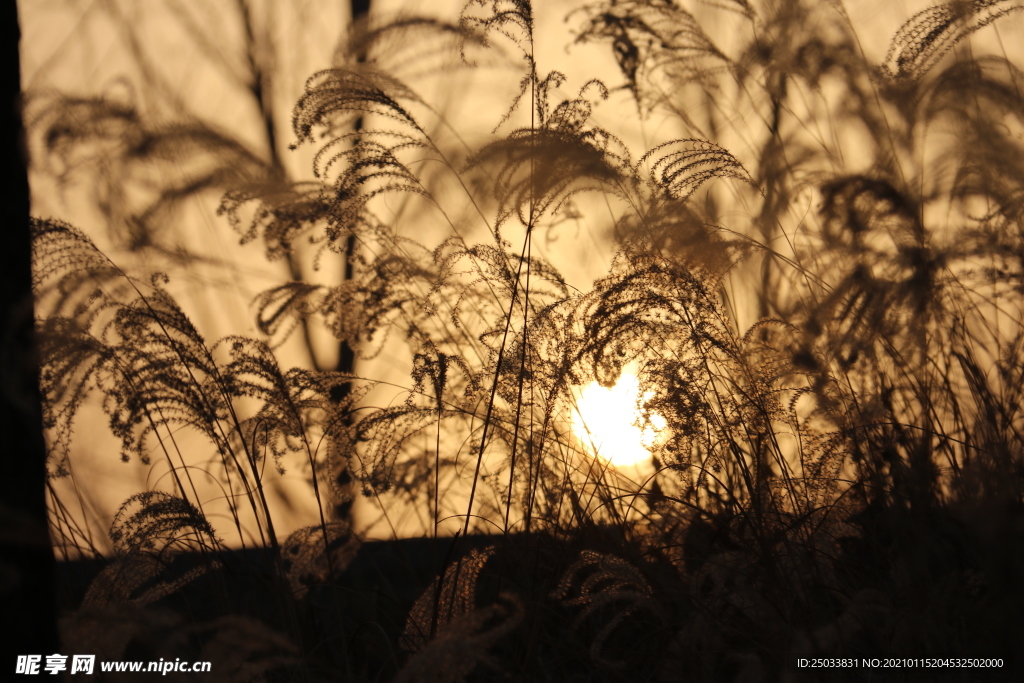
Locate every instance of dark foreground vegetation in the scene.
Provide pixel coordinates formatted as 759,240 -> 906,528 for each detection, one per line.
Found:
29,1 -> 1024,680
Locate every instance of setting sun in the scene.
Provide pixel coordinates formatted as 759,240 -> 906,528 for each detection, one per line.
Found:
570,370 -> 666,468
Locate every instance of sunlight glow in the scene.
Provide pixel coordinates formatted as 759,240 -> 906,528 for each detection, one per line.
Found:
570,370 -> 667,468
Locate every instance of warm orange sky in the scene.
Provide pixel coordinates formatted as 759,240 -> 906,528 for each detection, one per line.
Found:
22,0 -> 1023,553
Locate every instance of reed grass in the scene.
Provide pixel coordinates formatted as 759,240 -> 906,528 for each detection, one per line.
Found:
29,1 -> 1024,680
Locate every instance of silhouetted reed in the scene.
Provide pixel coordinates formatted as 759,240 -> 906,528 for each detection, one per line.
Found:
29,1 -> 1024,680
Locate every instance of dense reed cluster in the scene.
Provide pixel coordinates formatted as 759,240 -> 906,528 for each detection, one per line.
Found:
30,0 -> 1024,680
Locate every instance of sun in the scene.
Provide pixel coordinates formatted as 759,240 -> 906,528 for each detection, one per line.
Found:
570,369 -> 666,468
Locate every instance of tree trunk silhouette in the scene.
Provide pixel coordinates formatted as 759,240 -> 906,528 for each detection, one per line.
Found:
0,0 -> 59,659
332,0 -> 374,521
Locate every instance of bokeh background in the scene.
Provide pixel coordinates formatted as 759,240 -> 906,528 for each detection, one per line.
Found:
20,0 -> 1021,553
